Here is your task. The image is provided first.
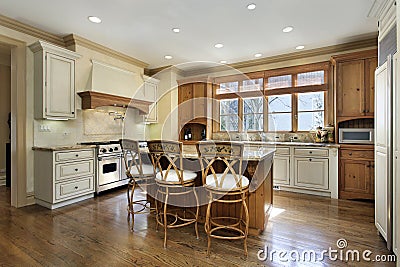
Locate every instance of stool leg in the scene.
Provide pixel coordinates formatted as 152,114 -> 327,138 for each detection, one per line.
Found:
163,187 -> 169,248
193,187 -> 199,239
242,193 -> 249,257
127,180 -> 136,231
155,188 -> 160,232
205,193 -> 213,256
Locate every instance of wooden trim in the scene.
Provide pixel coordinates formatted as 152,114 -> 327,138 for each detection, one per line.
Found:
184,36 -> 377,76
264,61 -> 330,77
63,34 -> 148,68
265,84 -> 328,96
177,76 -> 212,85
78,91 -> 152,115
0,14 -> 65,46
331,49 -> 378,64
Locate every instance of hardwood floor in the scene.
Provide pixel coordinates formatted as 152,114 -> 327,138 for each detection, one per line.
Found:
0,186 -> 396,266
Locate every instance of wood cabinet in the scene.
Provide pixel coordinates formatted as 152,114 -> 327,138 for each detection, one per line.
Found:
34,148 -> 95,209
178,78 -> 212,141
29,40 -> 80,120
332,49 -> 377,120
339,145 -> 374,200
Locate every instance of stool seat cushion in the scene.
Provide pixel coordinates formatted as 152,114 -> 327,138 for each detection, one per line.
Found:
156,170 -> 197,184
205,174 -> 249,191
129,164 -> 155,176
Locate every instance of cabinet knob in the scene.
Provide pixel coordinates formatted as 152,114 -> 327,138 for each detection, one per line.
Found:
309,151 -> 312,154
74,186 -> 78,190
309,158 -> 312,161
348,152 -> 353,156
356,88 -> 360,91
75,168 -> 79,172
75,154 -> 79,157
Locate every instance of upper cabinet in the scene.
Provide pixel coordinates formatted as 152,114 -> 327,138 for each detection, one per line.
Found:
29,41 -> 81,120
143,76 -> 159,123
332,49 -> 377,121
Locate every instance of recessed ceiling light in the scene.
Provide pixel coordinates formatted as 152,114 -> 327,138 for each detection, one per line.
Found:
172,28 -> 180,33
214,43 -> 224,48
220,60 -> 227,64
254,53 -> 262,58
296,45 -> 305,50
247,3 -> 256,10
88,16 -> 102,24
164,55 -> 173,60
282,26 -> 294,33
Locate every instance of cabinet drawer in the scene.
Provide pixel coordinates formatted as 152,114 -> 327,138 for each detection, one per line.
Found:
56,160 -> 94,181
294,148 -> 328,157
340,149 -> 374,160
275,147 -> 290,155
55,149 -> 94,162
55,177 -> 94,201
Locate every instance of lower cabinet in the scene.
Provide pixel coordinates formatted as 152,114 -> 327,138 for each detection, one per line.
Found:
339,146 -> 374,200
294,157 -> 329,190
272,146 -> 338,198
34,148 -> 95,209
273,155 -> 290,185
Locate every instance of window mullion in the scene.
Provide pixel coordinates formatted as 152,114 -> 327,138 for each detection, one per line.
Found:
293,93 -> 298,132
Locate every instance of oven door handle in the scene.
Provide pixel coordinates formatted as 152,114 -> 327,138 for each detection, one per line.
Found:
98,154 -> 122,161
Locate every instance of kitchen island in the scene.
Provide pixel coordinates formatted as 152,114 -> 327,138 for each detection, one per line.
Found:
146,144 -> 275,235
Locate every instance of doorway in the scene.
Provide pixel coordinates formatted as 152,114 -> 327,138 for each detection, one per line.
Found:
0,44 -> 11,202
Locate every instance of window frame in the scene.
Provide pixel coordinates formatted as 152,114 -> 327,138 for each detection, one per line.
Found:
213,62 -> 330,133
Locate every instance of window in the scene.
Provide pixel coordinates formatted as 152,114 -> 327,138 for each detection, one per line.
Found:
214,62 -> 329,133
243,97 -> 263,131
267,94 -> 292,131
220,99 -> 238,131
297,92 -> 325,131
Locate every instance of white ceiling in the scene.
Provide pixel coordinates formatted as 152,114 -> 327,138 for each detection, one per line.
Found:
0,0 -> 378,68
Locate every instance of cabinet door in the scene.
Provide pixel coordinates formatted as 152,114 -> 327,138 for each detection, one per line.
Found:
45,52 -> 75,118
337,60 -> 364,117
340,159 -> 372,197
144,81 -> 158,122
294,157 -> 329,190
178,84 -> 193,126
393,52 -> 400,256
375,62 -> 388,148
273,155 -> 290,185
192,82 -> 206,118
375,150 -> 388,241
365,57 -> 377,116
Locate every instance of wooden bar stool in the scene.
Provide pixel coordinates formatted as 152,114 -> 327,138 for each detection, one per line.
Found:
120,139 -> 156,231
197,141 -> 249,257
147,140 -> 199,248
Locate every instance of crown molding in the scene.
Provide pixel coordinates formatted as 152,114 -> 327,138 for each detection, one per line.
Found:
145,65 -> 186,77
0,14 -> 65,46
368,0 -> 394,18
63,34 -> 148,68
183,35 -> 378,77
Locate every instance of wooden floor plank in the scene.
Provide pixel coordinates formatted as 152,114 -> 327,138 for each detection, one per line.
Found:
0,187 -> 396,266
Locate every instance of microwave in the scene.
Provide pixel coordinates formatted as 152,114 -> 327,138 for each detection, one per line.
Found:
338,128 -> 374,144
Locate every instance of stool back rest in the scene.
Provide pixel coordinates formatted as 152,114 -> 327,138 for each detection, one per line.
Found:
197,141 -> 244,189
120,139 -> 145,178
147,140 -> 184,184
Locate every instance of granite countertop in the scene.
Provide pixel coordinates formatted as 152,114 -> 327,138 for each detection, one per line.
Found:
32,145 -> 97,151
241,141 -> 340,148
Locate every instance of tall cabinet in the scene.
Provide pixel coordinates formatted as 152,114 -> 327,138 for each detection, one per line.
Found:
392,52 -> 399,257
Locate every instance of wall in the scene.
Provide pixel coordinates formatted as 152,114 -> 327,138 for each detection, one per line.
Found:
0,52 -> 10,171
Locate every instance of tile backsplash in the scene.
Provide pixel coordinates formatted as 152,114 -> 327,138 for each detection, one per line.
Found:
212,132 -> 315,143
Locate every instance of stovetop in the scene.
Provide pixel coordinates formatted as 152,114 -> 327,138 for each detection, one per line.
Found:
80,140 -> 120,146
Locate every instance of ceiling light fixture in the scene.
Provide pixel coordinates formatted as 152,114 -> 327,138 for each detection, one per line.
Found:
214,43 -> 224,48
296,45 -> 305,50
282,26 -> 294,33
254,53 -> 262,58
88,16 -> 102,24
164,55 -> 173,60
247,3 -> 256,10
220,60 -> 227,64
172,28 -> 180,33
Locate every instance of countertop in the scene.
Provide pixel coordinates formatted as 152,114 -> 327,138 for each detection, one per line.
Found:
240,141 -> 340,148
32,145 -> 97,151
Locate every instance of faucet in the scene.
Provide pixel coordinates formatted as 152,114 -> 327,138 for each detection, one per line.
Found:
289,136 -> 298,142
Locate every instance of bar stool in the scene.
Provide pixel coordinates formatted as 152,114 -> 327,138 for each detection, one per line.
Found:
197,141 -> 249,256
147,140 -> 199,248
120,139 -> 156,231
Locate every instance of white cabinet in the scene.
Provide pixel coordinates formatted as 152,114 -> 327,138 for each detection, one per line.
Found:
375,62 -> 388,148
143,77 -> 159,123
294,157 -> 329,190
392,52 -> 399,257
375,149 -> 388,241
34,148 -> 95,209
29,41 -> 80,120
273,155 -> 290,185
